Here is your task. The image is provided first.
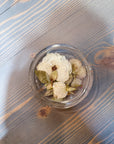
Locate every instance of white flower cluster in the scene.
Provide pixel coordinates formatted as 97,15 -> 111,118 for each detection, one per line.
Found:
37,53 -> 86,99
37,53 -> 72,82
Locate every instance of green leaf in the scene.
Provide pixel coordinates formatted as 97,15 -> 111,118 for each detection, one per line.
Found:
68,91 -> 74,95
44,89 -> 53,97
35,70 -> 50,84
72,64 -> 76,74
66,86 -> 76,92
46,83 -> 53,90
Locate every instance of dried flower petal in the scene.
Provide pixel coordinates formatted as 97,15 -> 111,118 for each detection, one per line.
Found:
53,82 -> 68,99
65,74 -> 73,85
71,78 -> 82,88
70,59 -> 82,73
50,70 -> 58,81
37,62 -> 52,76
77,66 -> 86,79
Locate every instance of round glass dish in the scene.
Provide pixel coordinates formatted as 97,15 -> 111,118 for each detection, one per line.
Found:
29,44 -> 93,109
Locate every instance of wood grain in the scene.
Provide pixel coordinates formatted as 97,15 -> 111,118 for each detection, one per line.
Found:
39,85 -> 114,144
0,0 -> 114,143
1,0 -> 113,65
0,96 -> 33,125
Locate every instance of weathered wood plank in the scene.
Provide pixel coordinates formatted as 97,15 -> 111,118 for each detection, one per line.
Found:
0,0 -> 114,143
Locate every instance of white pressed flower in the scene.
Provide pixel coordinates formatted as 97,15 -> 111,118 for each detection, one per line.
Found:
53,82 -> 68,99
77,66 -> 86,79
37,53 -> 72,82
36,62 -> 52,76
70,58 -> 82,72
57,65 -> 70,82
71,78 -> 82,87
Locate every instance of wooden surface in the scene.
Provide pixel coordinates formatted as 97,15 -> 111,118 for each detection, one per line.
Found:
0,0 -> 114,144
